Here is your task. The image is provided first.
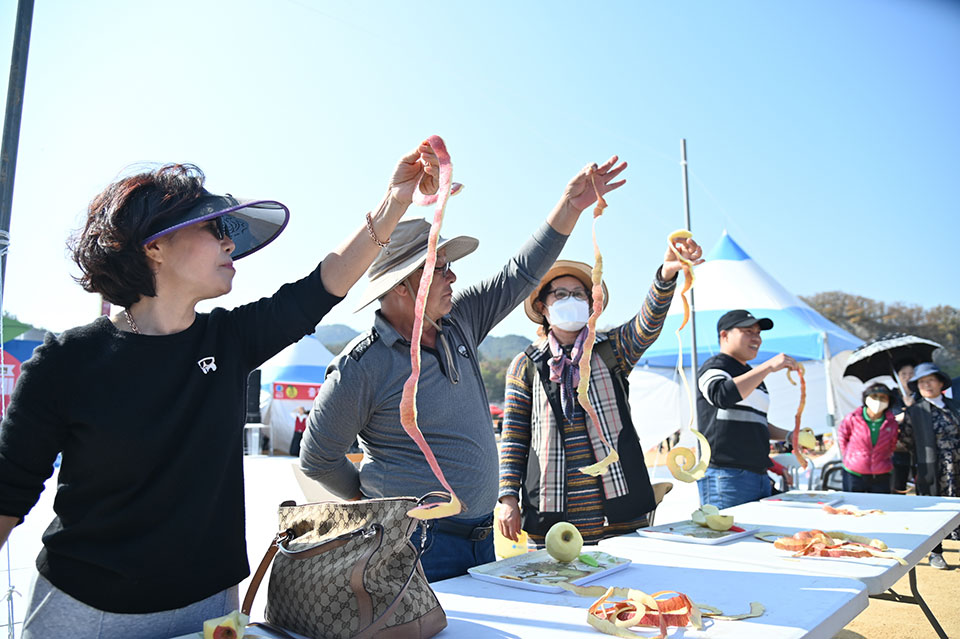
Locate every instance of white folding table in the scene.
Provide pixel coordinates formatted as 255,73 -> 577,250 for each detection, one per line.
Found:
430,547 -> 866,638
601,491 -> 960,638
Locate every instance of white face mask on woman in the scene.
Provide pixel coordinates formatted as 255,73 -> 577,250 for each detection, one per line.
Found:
547,297 -> 590,332
864,397 -> 889,414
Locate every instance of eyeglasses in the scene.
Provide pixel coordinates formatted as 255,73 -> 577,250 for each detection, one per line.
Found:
433,262 -> 452,278
547,287 -> 589,301
206,217 -> 230,241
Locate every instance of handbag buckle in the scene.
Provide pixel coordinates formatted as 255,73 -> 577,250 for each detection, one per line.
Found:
363,524 -> 382,540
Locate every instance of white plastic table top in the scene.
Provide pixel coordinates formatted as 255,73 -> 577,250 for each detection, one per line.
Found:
430,545 -> 867,638
601,491 -> 960,596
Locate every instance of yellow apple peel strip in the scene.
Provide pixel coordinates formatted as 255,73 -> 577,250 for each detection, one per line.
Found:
577,171 -> 619,476
400,134 -> 462,520
787,364 -> 809,469
665,229 -> 711,482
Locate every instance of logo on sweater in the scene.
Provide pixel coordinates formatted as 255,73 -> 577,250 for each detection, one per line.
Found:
197,357 -> 217,374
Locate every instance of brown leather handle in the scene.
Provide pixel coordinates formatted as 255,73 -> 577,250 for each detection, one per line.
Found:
353,525 -> 426,639
242,526 -> 375,616
241,531 -> 288,616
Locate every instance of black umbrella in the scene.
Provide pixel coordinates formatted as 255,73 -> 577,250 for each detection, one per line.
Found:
842,332 -> 941,383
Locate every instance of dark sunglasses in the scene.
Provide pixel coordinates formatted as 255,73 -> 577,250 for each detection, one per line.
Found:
206,216 -> 230,241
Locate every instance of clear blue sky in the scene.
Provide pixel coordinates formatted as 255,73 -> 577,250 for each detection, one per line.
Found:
1,0 -> 957,338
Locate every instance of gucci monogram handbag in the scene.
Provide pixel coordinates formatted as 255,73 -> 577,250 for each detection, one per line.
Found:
242,495 -> 447,639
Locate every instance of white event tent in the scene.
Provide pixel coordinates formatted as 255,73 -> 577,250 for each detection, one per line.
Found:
258,334 -> 334,454
630,232 -> 865,461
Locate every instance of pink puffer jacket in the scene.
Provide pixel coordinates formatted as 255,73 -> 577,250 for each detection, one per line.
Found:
837,408 -> 898,475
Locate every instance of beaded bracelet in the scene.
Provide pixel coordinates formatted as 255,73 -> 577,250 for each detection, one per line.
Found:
365,211 -> 390,248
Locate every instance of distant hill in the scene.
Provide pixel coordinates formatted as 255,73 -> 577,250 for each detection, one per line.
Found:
478,334 -> 532,361
314,323 -> 361,354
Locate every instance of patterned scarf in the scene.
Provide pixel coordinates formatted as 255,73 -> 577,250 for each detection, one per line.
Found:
530,338 -> 629,513
547,327 -> 588,422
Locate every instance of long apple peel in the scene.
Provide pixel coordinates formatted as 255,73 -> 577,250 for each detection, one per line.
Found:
577,172 -> 619,476
563,583 -> 763,624
585,587 -> 709,639
665,229 -> 711,483
400,135 -> 462,519
787,364 -> 809,470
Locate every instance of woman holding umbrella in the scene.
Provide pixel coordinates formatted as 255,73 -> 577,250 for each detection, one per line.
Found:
900,362 -> 960,570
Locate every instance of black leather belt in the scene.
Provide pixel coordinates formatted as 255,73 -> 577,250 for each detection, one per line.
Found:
431,516 -> 494,541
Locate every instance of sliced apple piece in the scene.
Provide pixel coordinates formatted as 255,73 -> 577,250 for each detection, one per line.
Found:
203,611 -> 248,639
705,514 -> 734,531
691,509 -> 708,526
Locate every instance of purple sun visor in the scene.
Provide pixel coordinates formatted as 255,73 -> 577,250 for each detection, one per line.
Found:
142,192 -> 290,259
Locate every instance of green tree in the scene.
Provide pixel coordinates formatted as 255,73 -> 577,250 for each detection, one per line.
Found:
479,357 -> 512,404
801,292 -> 960,377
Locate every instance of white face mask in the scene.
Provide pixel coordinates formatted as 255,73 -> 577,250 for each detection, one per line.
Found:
865,397 -> 889,414
546,297 -> 590,331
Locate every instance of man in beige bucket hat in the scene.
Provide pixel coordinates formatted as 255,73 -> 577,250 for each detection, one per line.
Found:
301,156 -> 627,581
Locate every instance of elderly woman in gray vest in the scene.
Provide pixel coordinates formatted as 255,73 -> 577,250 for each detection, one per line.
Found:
497,236 -> 702,548
900,362 -> 960,570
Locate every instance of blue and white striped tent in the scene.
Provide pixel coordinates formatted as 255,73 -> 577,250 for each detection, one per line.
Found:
629,232 -> 865,445
637,231 -> 862,367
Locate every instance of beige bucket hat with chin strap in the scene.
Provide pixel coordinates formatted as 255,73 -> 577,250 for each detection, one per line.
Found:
353,218 -> 479,313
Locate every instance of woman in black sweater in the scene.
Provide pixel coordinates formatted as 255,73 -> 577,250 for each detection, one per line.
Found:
0,143 -> 439,638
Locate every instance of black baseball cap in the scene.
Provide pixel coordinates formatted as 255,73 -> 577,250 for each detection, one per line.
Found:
717,309 -> 774,333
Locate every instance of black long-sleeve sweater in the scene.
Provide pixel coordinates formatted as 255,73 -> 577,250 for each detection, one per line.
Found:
0,263 -> 341,613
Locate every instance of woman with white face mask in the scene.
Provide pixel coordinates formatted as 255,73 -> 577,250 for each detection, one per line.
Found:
496,237 -> 702,549
836,383 -> 899,494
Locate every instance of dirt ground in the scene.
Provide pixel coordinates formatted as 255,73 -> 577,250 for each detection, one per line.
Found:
834,539 -> 959,639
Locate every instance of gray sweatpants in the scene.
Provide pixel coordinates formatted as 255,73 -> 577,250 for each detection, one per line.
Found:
21,572 -> 239,639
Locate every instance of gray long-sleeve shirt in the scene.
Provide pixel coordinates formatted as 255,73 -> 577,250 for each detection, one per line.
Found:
300,222 -> 566,519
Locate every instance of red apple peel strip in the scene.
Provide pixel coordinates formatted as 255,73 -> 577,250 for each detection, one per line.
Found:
400,134 -> 462,519
563,583 -> 762,635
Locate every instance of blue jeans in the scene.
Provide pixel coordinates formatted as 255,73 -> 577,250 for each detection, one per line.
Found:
842,469 -> 891,494
697,466 -> 772,510
413,514 -> 495,582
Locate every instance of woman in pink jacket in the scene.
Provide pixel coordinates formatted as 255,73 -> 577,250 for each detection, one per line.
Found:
837,383 -> 899,493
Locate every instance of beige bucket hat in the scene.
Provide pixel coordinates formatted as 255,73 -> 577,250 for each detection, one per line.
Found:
523,259 -> 609,324
354,218 -> 479,312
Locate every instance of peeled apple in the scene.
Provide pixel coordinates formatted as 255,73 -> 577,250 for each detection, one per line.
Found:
203,611 -> 248,639
545,521 -> 584,562
705,515 -> 734,531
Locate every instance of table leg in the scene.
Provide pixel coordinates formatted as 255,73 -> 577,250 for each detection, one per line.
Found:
872,567 -> 947,639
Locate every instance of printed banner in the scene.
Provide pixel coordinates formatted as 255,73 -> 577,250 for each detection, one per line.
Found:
273,382 -> 322,400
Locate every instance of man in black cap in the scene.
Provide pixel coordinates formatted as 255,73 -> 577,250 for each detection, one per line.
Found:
696,309 -> 800,509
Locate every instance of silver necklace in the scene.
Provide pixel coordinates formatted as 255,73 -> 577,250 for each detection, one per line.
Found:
123,309 -> 141,335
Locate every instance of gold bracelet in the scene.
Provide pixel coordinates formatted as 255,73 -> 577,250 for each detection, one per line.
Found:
365,211 -> 389,248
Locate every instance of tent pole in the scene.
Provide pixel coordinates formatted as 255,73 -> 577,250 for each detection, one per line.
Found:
0,0 -> 34,308
821,331 -> 838,434
680,139 -> 698,430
